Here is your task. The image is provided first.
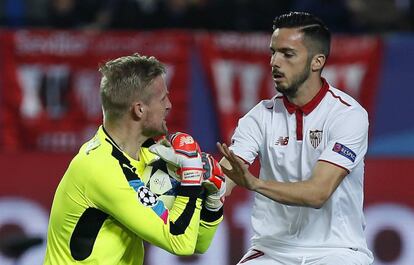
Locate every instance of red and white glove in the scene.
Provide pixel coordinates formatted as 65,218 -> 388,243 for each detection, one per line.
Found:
201,152 -> 226,211
149,132 -> 204,186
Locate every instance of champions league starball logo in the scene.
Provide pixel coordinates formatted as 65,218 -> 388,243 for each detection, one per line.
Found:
137,186 -> 158,207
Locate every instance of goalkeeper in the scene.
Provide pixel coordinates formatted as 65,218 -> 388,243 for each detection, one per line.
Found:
43,53 -> 225,265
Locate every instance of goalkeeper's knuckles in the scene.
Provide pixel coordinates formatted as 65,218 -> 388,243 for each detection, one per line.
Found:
149,132 -> 204,186
201,152 -> 226,211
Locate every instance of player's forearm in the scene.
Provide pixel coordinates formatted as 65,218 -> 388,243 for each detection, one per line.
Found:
164,187 -> 203,255
112,186 -> 202,256
224,176 -> 237,196
220,158 -> 237,196
253,178 -> 329,208
195,207 -> 223,253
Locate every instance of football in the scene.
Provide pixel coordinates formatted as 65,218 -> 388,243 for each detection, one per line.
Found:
141,158 -> 180,210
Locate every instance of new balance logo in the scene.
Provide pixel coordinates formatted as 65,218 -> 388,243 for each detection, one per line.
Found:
179,136 -> 194,147
275,136 -> 289,146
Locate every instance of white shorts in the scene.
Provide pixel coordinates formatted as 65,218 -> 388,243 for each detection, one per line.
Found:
237,248 -> 373,265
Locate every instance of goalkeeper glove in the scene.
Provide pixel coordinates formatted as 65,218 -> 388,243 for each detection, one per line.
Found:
201,152 -> 226,211
149,132 -> 203,186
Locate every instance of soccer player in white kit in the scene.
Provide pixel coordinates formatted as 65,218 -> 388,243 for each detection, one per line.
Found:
217,12 -> 374,265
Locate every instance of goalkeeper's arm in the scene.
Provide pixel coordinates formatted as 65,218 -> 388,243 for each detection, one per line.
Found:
195,152 -> 225,253
195,205 -> 223,253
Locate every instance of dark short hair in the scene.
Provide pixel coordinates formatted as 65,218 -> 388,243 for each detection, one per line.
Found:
273,12 -> 331,58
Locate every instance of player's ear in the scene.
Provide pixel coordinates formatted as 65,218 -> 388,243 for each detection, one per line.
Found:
311,54 -> 326,72
132,102 -> 145,119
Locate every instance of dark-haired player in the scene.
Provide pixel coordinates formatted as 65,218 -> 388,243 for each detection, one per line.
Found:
218,12 -> 373,264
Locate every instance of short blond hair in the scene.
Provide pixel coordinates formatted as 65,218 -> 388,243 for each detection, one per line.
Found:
99,53 -> 166,121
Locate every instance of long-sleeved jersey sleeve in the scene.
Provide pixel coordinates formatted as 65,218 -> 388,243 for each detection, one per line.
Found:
195,207 -> 224,253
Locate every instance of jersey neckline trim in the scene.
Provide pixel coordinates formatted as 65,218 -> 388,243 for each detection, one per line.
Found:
102,126 -> 122,150
282,78 -> 329,115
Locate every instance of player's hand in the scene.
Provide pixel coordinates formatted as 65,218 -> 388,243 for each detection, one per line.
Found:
201,152 -> 225,194
149,132 -> 203,186
201,152 -> 226,211
216,142 -> 259,191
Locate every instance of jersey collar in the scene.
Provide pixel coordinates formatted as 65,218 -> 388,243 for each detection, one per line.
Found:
282,78 -> 329,115
101,126 -> 123,150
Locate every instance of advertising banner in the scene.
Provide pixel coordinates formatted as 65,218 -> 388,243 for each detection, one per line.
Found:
0,30 -> 192,152
198,33 -> 383,142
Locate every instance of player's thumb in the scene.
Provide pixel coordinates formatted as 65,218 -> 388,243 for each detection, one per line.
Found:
149,144 -> 180,167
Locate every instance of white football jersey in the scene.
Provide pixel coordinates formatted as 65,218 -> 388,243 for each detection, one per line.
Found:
230,79 -> 373,260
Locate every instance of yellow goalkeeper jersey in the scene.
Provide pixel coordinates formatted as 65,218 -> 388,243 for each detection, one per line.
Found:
44,126 -> 223,265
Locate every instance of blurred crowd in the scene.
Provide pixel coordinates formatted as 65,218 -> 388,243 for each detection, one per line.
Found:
0,0 -> 413,33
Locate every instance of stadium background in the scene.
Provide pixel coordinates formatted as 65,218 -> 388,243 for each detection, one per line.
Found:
0,1 -> 413,264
